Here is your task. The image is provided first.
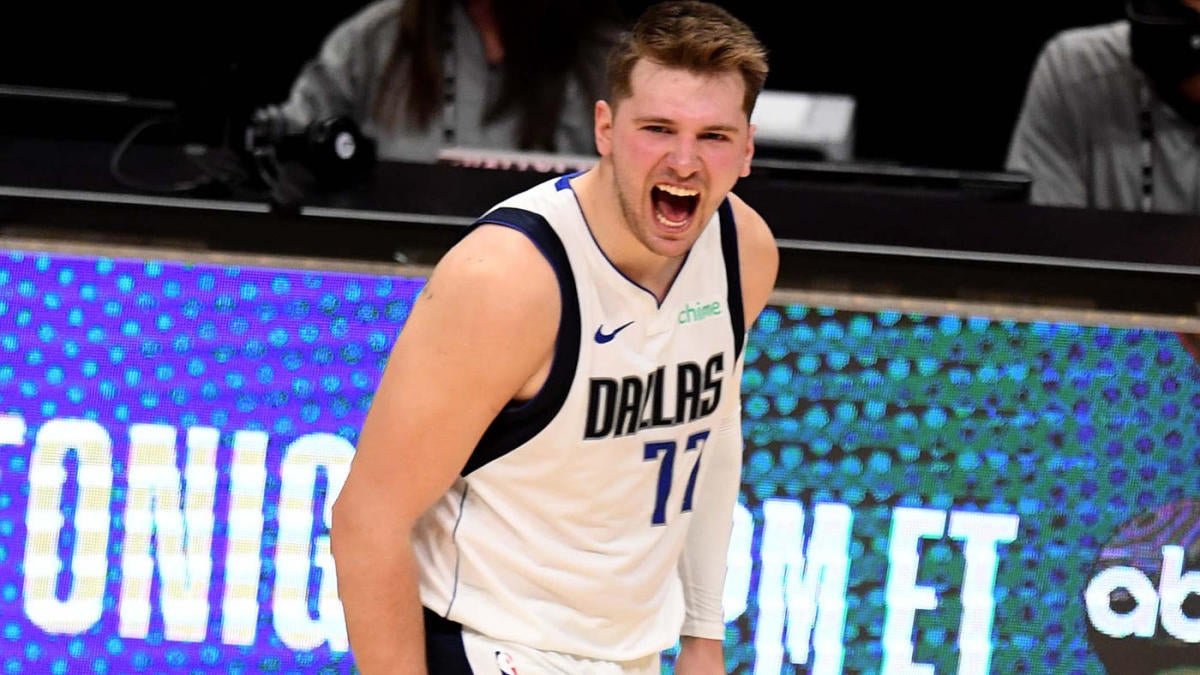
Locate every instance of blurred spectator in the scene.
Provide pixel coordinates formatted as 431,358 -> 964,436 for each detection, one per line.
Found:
260,0 -> 626,163
1005,0 -> 1200,213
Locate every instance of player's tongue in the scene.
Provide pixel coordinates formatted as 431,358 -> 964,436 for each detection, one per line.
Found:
652,186 -> 698,225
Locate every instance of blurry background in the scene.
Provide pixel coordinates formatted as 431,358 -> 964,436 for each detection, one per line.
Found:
0,1 -> 1128,170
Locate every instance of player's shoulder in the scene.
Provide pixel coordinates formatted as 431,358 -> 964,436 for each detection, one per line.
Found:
486,173 -> 581,216
726,191 -> 778,322
464,175 -> 586,270
442,223 -> 556,290
726,192 -> 777,259
426,209 -> 563,329
408,225 -> 560,368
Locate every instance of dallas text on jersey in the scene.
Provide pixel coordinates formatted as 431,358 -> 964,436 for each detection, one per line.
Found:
583,353 -> 724,440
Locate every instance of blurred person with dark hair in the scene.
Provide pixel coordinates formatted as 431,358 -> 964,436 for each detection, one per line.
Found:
1006,0 -> 1200,213
263,0 -> 626,162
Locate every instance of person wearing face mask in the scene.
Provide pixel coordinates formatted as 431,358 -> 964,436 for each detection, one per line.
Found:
1005,0 -> 1200,214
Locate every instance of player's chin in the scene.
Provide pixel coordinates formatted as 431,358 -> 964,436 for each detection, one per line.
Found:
646,229 -> 696,258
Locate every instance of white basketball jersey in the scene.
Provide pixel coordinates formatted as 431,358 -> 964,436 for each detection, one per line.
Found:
413,173 -> 746,661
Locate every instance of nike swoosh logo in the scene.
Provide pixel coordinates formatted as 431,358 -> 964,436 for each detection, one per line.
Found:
594,321 -> 635,344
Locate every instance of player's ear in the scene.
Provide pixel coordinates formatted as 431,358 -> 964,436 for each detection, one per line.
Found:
740,123 -> 755,178
595,100 -> 614,157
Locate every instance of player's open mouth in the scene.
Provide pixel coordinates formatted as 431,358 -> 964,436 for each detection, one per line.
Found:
652,184 -> 699,227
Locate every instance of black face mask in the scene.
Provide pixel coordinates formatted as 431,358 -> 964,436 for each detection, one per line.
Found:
1128,0 -> 1200,123
1130,21 -> 1200,82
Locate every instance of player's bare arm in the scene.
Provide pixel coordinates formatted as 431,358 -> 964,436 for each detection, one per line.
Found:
330,225 -> 560,674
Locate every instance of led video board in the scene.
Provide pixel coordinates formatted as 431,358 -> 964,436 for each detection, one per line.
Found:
0,247 -> 1196,674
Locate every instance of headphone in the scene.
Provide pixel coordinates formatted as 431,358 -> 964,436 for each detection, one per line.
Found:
244,106 -> 377,199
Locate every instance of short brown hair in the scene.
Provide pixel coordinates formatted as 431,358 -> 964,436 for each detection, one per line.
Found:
606,1 -> 769,118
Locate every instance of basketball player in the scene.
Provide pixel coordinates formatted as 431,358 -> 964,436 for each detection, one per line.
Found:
330,2 -> 778,673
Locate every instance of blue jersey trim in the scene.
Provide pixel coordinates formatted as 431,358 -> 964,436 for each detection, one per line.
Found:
554,171 -> 585,190
718,198 -> 745,359
461,207 -> 581,475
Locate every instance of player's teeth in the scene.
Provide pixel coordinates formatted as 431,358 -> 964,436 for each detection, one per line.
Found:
656,184 -> 698,196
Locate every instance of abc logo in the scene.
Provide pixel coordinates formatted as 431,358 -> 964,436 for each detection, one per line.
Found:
1085,544 -> 1200,642
1084,499 -> 1200,674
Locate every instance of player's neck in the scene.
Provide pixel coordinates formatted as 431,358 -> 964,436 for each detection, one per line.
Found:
571,167 -> 685,302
